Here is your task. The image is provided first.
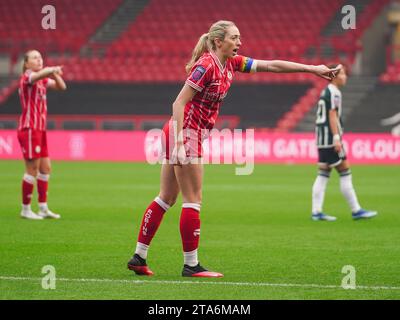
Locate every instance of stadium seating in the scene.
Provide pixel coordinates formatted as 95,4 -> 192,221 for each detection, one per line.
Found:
0,0 -> 393,131
0,0 -> 122,55
275,80 -> 328,132
380,61 -> 400,83
43,0 -> 388,85
330,0 -> 390,59
46,0 -> 343,83
345,83 -> 400,132
275,0 -> 391,131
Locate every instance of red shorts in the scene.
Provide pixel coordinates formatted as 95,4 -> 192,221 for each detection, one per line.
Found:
162,120 -> 205,162
17,129 -> 49,160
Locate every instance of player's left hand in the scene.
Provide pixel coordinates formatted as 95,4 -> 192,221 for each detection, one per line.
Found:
49,66 -> 63,77
334,140 -> 342,153
171,142 -> 187,166
312,64 -> 342,81
54,66 -> 63,76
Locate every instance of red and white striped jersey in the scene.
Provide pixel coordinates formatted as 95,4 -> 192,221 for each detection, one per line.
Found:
184,51 -> 256,131
18,70 -> 51,131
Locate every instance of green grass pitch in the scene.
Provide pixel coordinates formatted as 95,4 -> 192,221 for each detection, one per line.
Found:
0,160 -> 399,299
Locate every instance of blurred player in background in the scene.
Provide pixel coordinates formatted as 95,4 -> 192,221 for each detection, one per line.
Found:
312,65 -> 377,221
128,20 -> 341,277
18,50 -> 66,220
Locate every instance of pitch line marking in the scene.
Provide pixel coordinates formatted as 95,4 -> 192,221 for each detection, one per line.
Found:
1,276 -> 400,291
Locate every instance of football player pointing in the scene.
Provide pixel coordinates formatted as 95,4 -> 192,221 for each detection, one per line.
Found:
18,50 -> 66,220
128,20 -> 340,277
311,65 -> 377,221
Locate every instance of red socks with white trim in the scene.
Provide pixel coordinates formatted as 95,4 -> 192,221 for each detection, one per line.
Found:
135,197 -> 170,259
37,173 -> 49,204
135,199 -> 202,268
180,203 -> 201,267
22,174 -> 35,209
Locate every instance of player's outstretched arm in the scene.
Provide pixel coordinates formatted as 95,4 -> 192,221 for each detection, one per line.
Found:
256,60 -> 342,81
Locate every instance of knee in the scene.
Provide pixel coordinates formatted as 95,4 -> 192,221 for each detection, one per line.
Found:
40,165 -> 51,175
26,165 -> 39,177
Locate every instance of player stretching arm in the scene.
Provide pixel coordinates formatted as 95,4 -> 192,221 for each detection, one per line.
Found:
127,20 -> 341,278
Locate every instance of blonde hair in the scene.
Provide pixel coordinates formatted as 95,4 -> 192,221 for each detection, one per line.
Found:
22,49 -> 37,73
185,20 -> 236,74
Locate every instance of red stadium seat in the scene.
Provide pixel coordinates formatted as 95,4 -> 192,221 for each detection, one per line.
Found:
3,0 -> 389,88
0,0 -> 122,55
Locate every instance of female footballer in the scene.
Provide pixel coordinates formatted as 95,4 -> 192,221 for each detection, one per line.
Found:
311,65 -> 377,221
128,20 -> 341,277
18,50 -> 66,220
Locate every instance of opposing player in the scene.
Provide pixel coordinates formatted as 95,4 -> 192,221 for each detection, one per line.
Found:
311,65 -> 377,221
18,50 -> 66,220
127,20 -> 341,277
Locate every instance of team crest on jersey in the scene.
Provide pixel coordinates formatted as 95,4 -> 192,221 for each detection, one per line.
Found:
227,71 -> 232,80
192,66 -> 206,81
35,145 -> 41,154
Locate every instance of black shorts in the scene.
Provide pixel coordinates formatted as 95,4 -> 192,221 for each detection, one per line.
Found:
318,147 -> 346,167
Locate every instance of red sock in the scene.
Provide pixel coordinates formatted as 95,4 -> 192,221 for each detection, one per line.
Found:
137,197 -> 169,245
37,174 -> 49,203
180,205 -> 201,252
22,174 -> 35,205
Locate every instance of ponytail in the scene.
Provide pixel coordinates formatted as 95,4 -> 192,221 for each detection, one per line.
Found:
185,20 -> 236,75
185,33 -> 209,74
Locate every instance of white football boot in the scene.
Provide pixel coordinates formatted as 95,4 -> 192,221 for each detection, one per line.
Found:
21,210 -> 43,220
38,207 -> 61,219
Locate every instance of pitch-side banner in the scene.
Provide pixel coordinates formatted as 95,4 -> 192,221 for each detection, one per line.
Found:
0,130 -> 399,164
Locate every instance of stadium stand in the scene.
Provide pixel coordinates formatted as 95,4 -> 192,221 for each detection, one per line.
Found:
380,61 -> 400,83
0,82 -> 311,129
0,0 -> 122,56
343,83 -> 400,132
380,44 -> 400,83
39,0 -> 342,83
280,0 -> 391,132
0,0 -> 395,131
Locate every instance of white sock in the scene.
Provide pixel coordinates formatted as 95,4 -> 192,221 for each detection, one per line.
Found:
39,202 -> 48,212
339,170 -> 361,213
22,204 -> 31,212
135,242 -> 149,260
37,173 -> 50,182
184,249 -> 198,267
312,170 -> 330,213
23,173 -> 36,184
